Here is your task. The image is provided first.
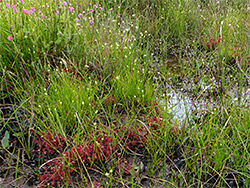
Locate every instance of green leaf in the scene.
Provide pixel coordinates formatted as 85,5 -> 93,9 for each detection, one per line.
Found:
13,132 -> 23,137
2,131 -> 10,149
55,37 -> 62,45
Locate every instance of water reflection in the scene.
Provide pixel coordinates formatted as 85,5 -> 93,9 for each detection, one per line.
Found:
160,82 -> 250,128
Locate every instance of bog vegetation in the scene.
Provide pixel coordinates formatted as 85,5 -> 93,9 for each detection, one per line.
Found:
0,0 -> 249,187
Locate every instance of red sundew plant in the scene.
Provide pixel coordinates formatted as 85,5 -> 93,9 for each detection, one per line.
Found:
148,115 -> 185,137
201,35 -> 222,51
87,181 -> 101,188
119,126 -> 148,153
38,131 -> 117,187
230,45 -> 250,68
63,133 -> 117,166
30,129 -> 66,156
39,159 -> 73,187
235,56 -> 250,68
117,160 -> 133,175
63,68 -> 76,76
147,115 -> 163,130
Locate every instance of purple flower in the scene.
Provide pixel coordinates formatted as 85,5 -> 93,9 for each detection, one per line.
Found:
99,7 -> 103,10
68,7 -> 74,12
93,5 -> 97,9
77,23 -> 81,27
7,36 -> 12,41
23,9 -> 29,15
56,10 -> 59,15
12,4 -> 17,13
109,8 -> 112,12
6,3 -> 10,8
39,9 -> 41,14
128,38 -> 131,42
90,9 -> 94,12
131,35 -> 135,38
30,8 -> 36,14
90,20 -> 94,24
62,1 -> 67,6
75,18 -> 79,22
41,14 -> 44,18
78,13 -> 82,18
20,0 -> 24,3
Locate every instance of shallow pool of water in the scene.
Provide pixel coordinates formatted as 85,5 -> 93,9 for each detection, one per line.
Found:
159,80 -> 250,128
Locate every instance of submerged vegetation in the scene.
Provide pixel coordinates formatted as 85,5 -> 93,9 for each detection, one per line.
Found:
0,0 -> 249,187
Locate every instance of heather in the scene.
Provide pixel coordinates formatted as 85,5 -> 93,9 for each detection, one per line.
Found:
0,0 -> 249,187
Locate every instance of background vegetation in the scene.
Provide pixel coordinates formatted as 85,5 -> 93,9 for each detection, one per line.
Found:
0,0 -> 249,187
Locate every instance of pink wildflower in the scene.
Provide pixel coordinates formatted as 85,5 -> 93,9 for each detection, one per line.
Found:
62,1 -> 67,6
12,4 -> 17,13
30,8 -> 36,14
23,9 -> 29,15
7,36 -> 13,41
68,7 -> 74,12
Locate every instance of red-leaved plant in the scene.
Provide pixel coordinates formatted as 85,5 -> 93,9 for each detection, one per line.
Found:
36,130 -> 116,187
201,35 -> 222,51
34,115 -> 166,187
30,129 -> 66,156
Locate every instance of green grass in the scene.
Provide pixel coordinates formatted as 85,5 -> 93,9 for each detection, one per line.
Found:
0,0 -> 249,187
